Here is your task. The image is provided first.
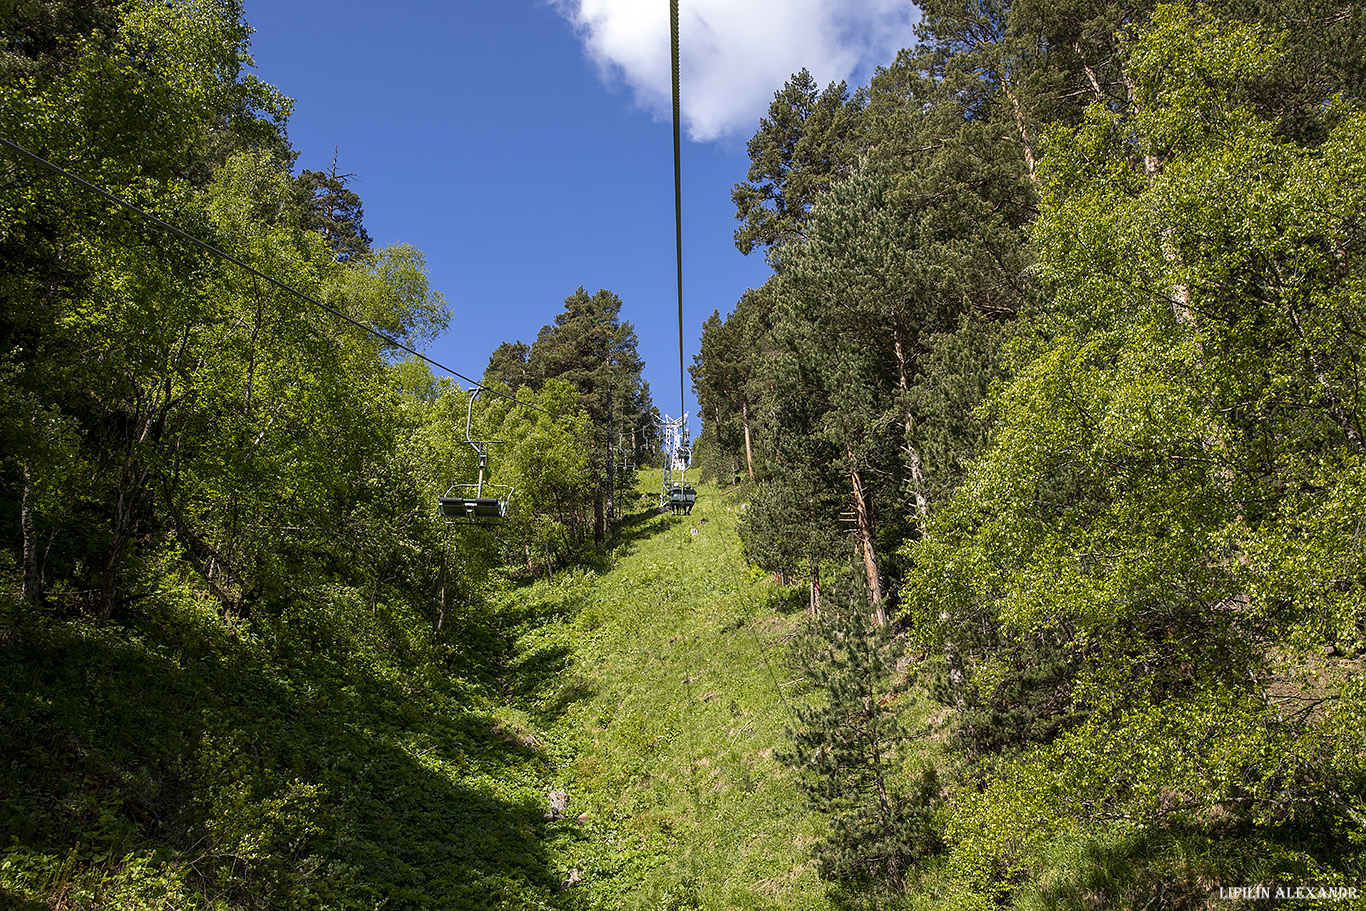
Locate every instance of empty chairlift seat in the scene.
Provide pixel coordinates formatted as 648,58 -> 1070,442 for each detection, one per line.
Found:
437,388 -> 514,525
438,495 -> 508,521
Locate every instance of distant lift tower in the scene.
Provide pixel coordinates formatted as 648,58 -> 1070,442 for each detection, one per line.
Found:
658,413 -> 696,513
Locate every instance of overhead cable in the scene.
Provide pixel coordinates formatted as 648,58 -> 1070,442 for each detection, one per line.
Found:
670,0 -> 686,420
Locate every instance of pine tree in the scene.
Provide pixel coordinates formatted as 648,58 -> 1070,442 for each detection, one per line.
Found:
782,581 -> 942,891
525,287 -> 652,543
483,341 -> 534,391
731,69 -> 867,263
293,150 -> 372,261
690,282 -> 776,484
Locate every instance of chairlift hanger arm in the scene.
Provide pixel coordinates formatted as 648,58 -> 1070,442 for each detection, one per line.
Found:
463,387 -> 504,462
438,385 -> 513,524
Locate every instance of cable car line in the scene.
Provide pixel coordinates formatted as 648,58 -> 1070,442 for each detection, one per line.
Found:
0,134 -> 592,431
658,0 -> 696,515
670,0 -> 685,421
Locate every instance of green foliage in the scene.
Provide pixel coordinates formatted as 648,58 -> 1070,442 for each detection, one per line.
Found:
738,460 -> 845,584
731,69 -> 866,261
0,478 -> 842,911
0,0 -> 293,620
714,0 -> 1366,905
0,5 -> 618,904
782,583 -> 943,891
902,4 -> 1366,903
0,578 -> 562,910
480,379 -> 594,569
732,162 -> 1016,603
485,340 -> 534,391
0,0 -> 121,81
332,242 -> 450,352
525,288 -> 649,438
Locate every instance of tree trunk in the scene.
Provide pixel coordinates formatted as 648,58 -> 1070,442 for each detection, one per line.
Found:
604,386 -> 616,537
1002,76 -> 1039,189
593,476 -> 605,546
603,371 -> 618,538
848,446 -> 886,623
21,460 -> 44,608
944,639 -> 969,713
1076,44 -> 1106,102
1287,297 -> 1366,454
99,460 -> 149,622
606,447 -> 615,535
808,559 -> 821,614
590,430 -> 605,545
741,400 -> 755,482
431,545 -> 449,636
893,327 -> 929,529
98,376 -> 177,622
169,507 -> 242,613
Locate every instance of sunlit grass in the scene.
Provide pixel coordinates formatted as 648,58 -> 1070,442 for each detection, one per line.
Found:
504,478 -> 833,910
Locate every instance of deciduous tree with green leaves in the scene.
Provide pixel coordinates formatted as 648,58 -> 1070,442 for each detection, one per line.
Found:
904,5 -> 1366,902
0,0 -> 290,617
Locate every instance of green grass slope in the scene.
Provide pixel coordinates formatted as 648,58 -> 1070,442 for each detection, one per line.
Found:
0,581 -> 566,910
504,481 -> 832,911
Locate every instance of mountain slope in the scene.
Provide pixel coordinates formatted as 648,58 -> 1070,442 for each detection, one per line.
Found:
507,480 -> 832,910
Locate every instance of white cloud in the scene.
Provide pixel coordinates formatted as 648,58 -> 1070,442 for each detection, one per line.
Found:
549,0 -> 920,142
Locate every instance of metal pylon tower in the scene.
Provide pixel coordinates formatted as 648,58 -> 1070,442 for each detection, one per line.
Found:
658,413 -> 693,510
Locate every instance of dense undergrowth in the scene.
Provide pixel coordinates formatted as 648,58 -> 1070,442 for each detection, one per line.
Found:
8,480 -> 1362,910
0,480 -> 848,910
1,571 -> 558,908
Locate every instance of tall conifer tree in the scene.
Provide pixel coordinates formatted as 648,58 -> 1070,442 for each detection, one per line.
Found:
526,287 -> 652,543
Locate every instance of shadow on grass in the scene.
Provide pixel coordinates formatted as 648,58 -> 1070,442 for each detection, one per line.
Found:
596,504 -> 683,568
0,594 -> 566,910
0,886 -> 50,910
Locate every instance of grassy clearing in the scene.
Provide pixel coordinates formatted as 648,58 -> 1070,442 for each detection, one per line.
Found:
503,479 -> 833,910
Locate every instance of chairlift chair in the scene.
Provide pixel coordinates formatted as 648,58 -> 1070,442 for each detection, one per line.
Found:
667,484 -> 696,513
438,388 -> 513,525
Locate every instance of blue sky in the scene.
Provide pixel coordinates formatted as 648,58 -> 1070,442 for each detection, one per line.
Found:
242,0 -> 918,424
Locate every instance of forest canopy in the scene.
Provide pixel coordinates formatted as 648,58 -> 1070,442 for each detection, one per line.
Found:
691,0 -> 1366,904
